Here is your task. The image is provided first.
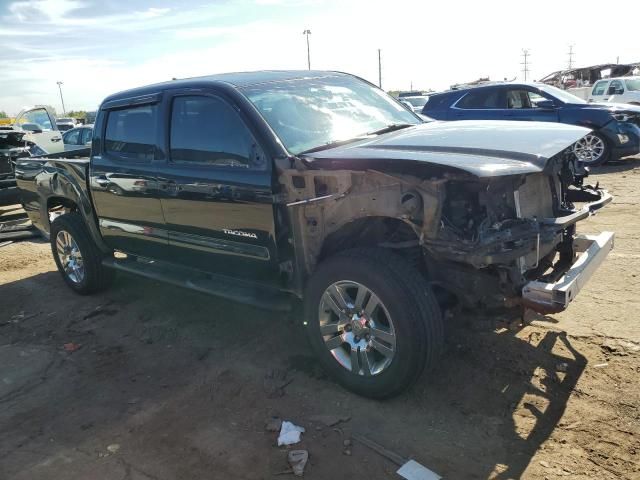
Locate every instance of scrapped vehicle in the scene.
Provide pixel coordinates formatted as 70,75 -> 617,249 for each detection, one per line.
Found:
423,82 -> 640,166
588,77 -> 640,105
16,71 -> 614,399
0,129 -> 51,205
8,105 -> 65,155
398,95 -> 430,113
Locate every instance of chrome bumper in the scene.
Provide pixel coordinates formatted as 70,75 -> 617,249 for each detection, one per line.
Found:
522,231 -> 614,313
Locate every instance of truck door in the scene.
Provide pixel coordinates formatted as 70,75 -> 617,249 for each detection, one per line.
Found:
14,107 -> 64,154
156,92 -> 279,285
90,98 -> 168,259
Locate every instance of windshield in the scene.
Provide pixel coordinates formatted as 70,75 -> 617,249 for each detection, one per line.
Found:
241,75 -> 420,154
402,97 -> 428,107
537,84 -> 586,104
626,79 -> 640,91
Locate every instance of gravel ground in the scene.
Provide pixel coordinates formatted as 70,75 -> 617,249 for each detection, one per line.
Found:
0,157 -> 639,479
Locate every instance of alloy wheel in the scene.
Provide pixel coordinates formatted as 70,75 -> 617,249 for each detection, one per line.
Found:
318,281 -> 396,376
56,230 -> 85,283
573,134 -> 606,164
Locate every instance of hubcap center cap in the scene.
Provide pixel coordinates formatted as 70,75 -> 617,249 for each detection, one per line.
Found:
350,313 -> 369,336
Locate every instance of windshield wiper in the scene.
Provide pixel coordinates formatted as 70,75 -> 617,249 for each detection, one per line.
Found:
299,136 -> 366,155
367,123 -> 414,135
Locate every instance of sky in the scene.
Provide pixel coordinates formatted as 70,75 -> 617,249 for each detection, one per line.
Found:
1,0 -> 639,115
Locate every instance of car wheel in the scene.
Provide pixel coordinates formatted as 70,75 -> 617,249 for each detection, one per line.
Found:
572,132 -> 610,166
304,248 -> 443,399
50,212 -> 114,295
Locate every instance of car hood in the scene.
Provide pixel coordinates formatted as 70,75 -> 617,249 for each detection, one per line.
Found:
302,120 -> 591,177
572,102 -> 640,114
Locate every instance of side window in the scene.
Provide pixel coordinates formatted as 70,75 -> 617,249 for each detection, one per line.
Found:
170,95 -> 266,169
64,129 -> 80,145
105,105 -> 157,160
592,81 -> 608,96
506,90 -> 533,109
17,108 -> 53,130
609,80 -> 624,95
80,128 -> 93,144
455,89 -> 503,109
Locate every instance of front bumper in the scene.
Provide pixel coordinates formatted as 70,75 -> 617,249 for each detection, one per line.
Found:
521,231 -> 614,313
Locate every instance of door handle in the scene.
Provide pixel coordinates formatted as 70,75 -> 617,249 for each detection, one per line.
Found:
51,137 -> 62,142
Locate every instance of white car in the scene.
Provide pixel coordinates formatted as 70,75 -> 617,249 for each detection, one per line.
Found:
398,95 -> 430,113
588,77 -> 640,105
12,105 -> 65,154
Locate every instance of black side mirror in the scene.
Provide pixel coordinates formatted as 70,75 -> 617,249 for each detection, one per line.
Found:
21,123 -> 43,134
536,99 -> 555,109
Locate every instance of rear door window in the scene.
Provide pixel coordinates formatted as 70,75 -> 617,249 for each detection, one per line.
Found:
169,95 -> 266,170
104,105 -> 157,161
80,128 -> 93,144
63,129 -> 80,145
455,89 -> 504,109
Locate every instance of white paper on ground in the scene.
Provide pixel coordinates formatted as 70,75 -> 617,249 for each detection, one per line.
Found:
277,421 -> 306,446
396,460 -> 441,480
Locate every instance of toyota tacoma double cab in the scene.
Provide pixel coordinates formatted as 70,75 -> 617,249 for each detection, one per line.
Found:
15,71 -> 614,398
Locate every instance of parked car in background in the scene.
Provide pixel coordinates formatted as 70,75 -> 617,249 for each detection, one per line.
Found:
15,70 -> 613,398
588,77 -> 640,105
8,105 -> 65,155
423,82 -> 640,166
56,117 -> 77,131
398,95 -> 430,113
62,124 -> 93,151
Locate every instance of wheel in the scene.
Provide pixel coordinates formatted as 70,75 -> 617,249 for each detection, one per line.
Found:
304,248 -> 443,399
50,212 -> 114,294
572,132 -> 610,166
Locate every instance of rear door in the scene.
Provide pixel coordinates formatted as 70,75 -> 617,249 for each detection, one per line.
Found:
90,98 -> 167,259
449,88 -> 506,120
156,91 -> 279,284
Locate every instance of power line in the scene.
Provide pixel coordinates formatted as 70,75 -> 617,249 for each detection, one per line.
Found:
378,49 -> 382,89
521,49 -> 531,81
568,44 -> 575,69
302,29 -> 311,70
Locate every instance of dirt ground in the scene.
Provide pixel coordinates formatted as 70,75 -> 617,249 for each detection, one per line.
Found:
1,158 -> 639,480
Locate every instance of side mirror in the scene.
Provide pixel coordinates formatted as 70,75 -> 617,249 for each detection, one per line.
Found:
21,123 -> 43,134
536,99 -> 555,109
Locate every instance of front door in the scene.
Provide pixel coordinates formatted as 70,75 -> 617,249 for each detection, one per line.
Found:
14,107 -> 64,154
156,93 -> 279,284
90,101 -> 167,259
502,88 -> 558,122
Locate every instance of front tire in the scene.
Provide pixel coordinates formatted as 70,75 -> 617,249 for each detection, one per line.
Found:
50,212 -> 113,295
572,132 -> 610,166
304,248 -> 443,399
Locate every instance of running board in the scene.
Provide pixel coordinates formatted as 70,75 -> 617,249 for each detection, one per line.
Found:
103,257 -> 293,312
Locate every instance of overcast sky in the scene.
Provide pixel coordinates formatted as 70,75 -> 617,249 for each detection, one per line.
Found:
1,0 -> 639,115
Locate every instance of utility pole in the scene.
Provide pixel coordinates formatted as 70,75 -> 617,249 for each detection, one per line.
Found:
302,29 -> 311,70
378,49 -> 382,89
568,44 -> 575,69
521,49 -> 531,82
56,81 -> 66,115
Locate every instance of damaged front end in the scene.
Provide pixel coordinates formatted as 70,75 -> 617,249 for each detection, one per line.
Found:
423,148 -> 613,315
282,141 -> 612,320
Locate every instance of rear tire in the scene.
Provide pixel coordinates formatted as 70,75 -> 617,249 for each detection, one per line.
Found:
50,212 -> 113,295
304,248 -> 443,399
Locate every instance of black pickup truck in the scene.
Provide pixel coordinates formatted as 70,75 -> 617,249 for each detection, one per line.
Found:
16,71 -> 614,398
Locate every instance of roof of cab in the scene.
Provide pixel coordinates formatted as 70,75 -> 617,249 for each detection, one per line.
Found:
101,70 -> 350,104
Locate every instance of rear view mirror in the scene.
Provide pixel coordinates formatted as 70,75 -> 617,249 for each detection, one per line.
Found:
21,123 -> 43,134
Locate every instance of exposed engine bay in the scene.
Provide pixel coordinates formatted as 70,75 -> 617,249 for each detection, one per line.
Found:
279,146 -> 612,317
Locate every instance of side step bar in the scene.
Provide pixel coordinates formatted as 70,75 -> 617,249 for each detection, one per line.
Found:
103,257 -> 293,312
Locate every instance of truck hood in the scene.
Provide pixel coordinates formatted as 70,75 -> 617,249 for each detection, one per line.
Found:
302,120 -> 591,177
